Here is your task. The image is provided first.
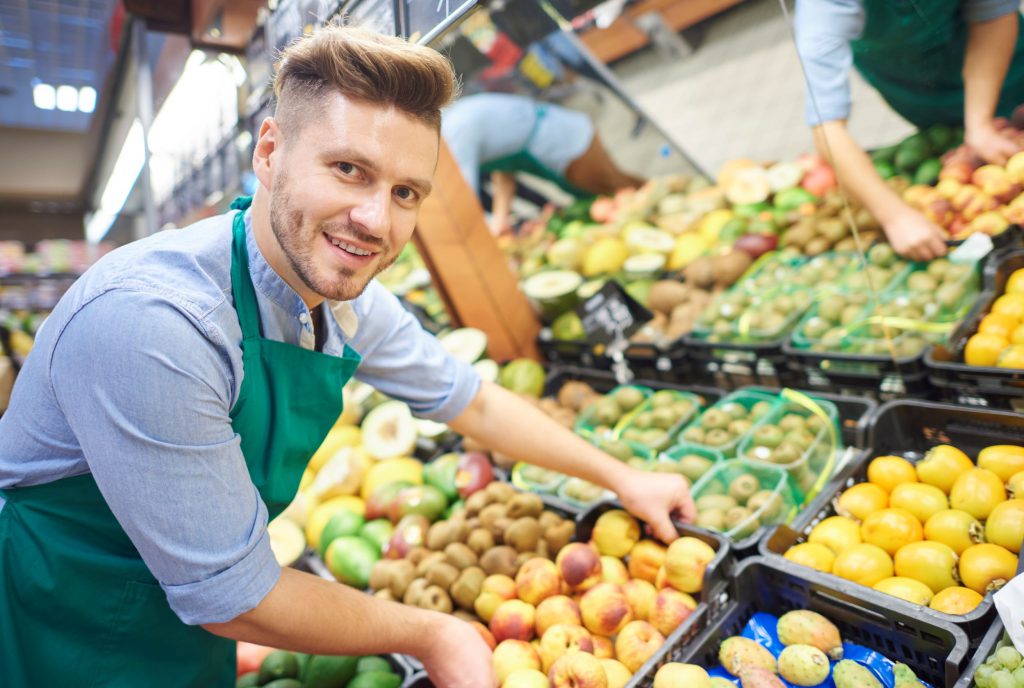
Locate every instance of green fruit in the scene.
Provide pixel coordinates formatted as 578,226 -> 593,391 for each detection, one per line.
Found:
833,659 -> 883,688
356,656 -> 394,675
302,654 -> 359,688
423,453 -> 459,501
319,510 -> 366,556
259,650 -> 300,684
990,669 -> 1016,688
358,519 -> 394,555
871,143 -> 899,165
926,123 -> 955,151
678,454 -> 714,482
998,647 -> 1023,671
346,671 -> 402,688
551,311 -> 585,341
236,672 -> 260,688
602,440 -> 635,463
701,408 -> 731,431
874,160 -> 896,179
720,402 -> 748,420
868,243 -> 896,268
753,424 -> 784,449
499,359 -> 546,398
262,680 -> 303,688
394,484 -> 448,521
913,158 -> 942,185
324,535 -> 380,588
750,401 -> 774,422
613,386 -> 646,412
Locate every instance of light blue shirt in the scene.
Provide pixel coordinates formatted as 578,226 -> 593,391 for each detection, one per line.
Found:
794,0 -> 1020,125
0,208 -> 480,625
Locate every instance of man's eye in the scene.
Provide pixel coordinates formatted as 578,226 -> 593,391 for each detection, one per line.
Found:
338,162 -> 357,175
395,187 -> 416,201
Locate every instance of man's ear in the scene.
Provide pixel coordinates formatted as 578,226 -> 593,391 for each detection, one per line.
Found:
253,117 -> 280,190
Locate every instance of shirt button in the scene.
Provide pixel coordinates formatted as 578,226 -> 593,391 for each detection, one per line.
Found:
299,313 -> 309,324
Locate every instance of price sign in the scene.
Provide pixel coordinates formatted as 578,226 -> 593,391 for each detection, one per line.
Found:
575,281 -> 651,345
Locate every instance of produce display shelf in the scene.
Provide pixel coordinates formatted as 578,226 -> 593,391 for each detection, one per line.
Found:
926,250 -> 1024,411
544,365 -> 724,410
953,618 -> 1006,688
536,330 -> 611,370
632,556 -> 970,688
682,333 -> 800,389
760,399 -> 1024,645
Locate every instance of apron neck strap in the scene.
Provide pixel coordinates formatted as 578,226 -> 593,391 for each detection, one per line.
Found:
229,197 -> 262,339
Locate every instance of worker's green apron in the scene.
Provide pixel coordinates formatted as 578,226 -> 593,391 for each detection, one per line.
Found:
481,104 -> 592,197
0,196 -> 360,687
851,0 -> 1024,128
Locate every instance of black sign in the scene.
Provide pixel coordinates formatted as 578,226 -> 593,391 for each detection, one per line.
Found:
575,281 -> 651,345
401,0 -> 478,41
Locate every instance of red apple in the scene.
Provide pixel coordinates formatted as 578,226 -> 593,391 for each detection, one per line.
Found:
733,233 -> 778,259
456,451 -> 495,498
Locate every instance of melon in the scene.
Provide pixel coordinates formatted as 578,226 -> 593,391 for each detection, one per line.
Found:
473,358 -> 500,383
267,516 -> 307,566
361,401 -> 417,460
438,328 -> 488,362
623,225 -> 675,255
499,359 -> 546,398
624,253 -> 666,279
582,237 -> 629,276
522,270 -> 584,321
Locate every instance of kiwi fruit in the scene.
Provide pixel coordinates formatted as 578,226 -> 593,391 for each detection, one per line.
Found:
778,414 -> 806,432
728,419 -> 753,437
613,386 -> 646,412
681,426 -> 706,444
479,503 -> 508,530
444,542 -> 478,570
491,517 -> 513,542
426,520 -> 460,551
406,547 -> 430,567
415,552 -> 446,578
506,493 -> 545,520
369,560 -> 394,592
536,540 -> 550,559
704,428 -> 732,447
728,474 -> 760,504
466,528 -> 495,556
388,560 -> 416,599
479,546 -> 519,578
696,494 -> 737,512
724,506 -> 759,537
652,461 -> 688,476
450,566 -> 486,610
700,408 -> 730,431
403,578 -> 429,606
505,517 -> 542,553
374,588 -> 395,601
538,511 -> 562,530
544,520 -> 575,554
770,442 -> 803,465
424,561 -> 459,589
678,454 -> 713,482
464,490 -> 491,516
485,482 -> 517,504
418,585 -> 453,613
747,489 -> 784,522
696,507 -> 726,531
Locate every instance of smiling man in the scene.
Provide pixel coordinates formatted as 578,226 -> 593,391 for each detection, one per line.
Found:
0,26 -> 694,688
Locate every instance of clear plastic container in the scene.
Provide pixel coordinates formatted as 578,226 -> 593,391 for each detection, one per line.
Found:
617,389 -> 702,451
573,384 -> 653,439
692,285 -> 814,344
660,444 -> 726,486
891,258 -> 981,319
510,462 -> 566,495
676,389 -> 779,458
737,253 -> 808,294
691,458 -> 798,538
590,437 -> 654,471
557,477 -> 615,509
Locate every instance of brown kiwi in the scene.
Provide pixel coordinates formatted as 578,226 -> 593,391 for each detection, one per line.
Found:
506,493 -> 545,519
403,578 -> 429,606
424,561 -> 460,590
536,540 -> 550,559
466,528 -> 495,556
514,552 -> 537,570
369,560 -> 394,592
491,517 -> 513,542
374,588 -> 395,601
450,566 -> 486,610
479,546 -> 519,578
538,511 -> 562,530
426,521 -> 460,551
478,503 -> 508,530
415,552 -> 446,578
504,517 -> 542,553
543,520 -> 575,554
464,490 -> 491,516
484,482 -> 517,504
444,542 -> 478,570
387,560 -> 416,599
418,585 -> 453,613
406,547 -> 430,566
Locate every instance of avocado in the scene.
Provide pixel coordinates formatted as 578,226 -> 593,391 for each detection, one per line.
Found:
259,651 -> 300,684
913,158 -> 942,185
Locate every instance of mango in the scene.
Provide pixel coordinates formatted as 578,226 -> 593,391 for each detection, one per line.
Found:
719,636 -> 777,677
833,660 -> 883,688
894,663 -> 925,688
776,610 -> 843,660
740,667 -> 785,688
778,644 -> 830,686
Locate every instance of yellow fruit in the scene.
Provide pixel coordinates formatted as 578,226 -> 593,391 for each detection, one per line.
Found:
985,499 -> 1024,553
867,456 -> 918,492
1010,471 -> 1024,499
305,495 -> 366,550
860,508 -> 923,556
873,576 -> 934,606
309,446 -> 372,501
503,669 -> 549,688
784,542 -> 836,573
924,509 -> 985,555
978,445 -> 1024,483
1007,267 -> 1024,293
667,233 -> 709,271
993,293 -> 1024,320
929,586 -> 985,615
959,543 -> 1018,594
309,425 -> 362,472
299,468 -> 316,492
699,209 -> 734,244
360,457 -> 423,501
600,659 -> 633,688
808,516 -> 862,555
833,543 -> 894,587
950,468 -> 1007,520
889,483 -> 948,524
915,445 -> 974,494
582,237 -> 628,277
836,483 -> 889,521
592,509 -> 641,558
893,540 -> 959,594
965,332 -> 1009,367
653,663 -> 710,688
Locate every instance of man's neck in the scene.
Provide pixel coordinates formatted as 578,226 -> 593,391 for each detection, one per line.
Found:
249,189 -> 325,311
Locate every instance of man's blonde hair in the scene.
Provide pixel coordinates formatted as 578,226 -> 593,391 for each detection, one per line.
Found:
272,24 -> 457,131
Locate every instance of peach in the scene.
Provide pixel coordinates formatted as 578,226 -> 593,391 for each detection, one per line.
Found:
539,624 -> 595,672
951,184 -> 982,211
1007,151 -> 1024,183
579,583 -> 633,637
548,651 -> 609,688
600,659 -> 631,688
936,178 -> 963,199
648,588 -> 697,636
972,164 -> 1011,195
653,663 -> 710,688
622,579 -> 657,621
629,540 -> 667,583
1006,202 -> 1024,224
592,635 -> 614,659
969,210 -> 1011,236
664,537 -> 715,594
591,509 -> 641,558
516,558 -> 562,607
535,595 -> 581,637
557,542 -> 603,592
614,620 -> 666,673
923,198 -> 955,227
600,557 -> 629,585
476,574 -> 518,623
471,620 -> 497,650
504,668 -> 550,688
491,599 -> 538,643
902,184 -> 939,209
493,639 -> 542,685
940,161 -> 974,184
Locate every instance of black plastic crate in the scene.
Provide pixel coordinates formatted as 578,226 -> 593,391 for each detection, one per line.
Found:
926,250 -> 1024,410
684,334 -> 800,389
543,364 -> 724,408
622,338 -> 691,383
761,400 -> 1024,645
632,556 -> 970,688
537,330 -> 611,370
954,618 -> 1006,688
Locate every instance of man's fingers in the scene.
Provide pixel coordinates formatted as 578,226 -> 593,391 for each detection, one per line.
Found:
649,512 -> 679,544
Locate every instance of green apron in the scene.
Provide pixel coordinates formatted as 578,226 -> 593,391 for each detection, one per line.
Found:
0,196 -> 361,687
852,0 -> 1024,128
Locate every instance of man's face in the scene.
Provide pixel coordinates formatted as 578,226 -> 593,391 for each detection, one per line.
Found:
268,95 -> 438,302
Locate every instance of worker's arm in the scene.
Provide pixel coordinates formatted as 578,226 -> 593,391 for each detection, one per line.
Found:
204,568 -> 494,687
963,9 -> 1020,164
813,122 -> 948,260
448,381 -> 696,542
488,171 -> 517,236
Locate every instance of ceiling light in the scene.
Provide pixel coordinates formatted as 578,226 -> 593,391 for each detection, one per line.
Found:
33,83 -> 55,110
56,85 -> 77,112
78,86 -> 97,113
86,118 -> 145,243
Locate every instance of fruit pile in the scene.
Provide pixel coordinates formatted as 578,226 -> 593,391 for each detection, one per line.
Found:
783,445 -> 1024,615
871,124 -> 963,185
578,386 -> 699,451
691,460 -> 793,539
236,644 -> 403,688
650,609 -> 929,688
681,394 -> 774,455
484,509 -> 717,688
964,266 -> 1024,369
972,634 -> 1024,688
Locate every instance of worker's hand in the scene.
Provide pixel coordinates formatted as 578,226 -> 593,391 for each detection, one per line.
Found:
966,123 -> 1019,165
420,615 -> 496,687
616,469 -> 696,543
884,208 -> 948,261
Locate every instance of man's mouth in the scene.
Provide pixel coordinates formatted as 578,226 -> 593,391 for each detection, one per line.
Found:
326,234 -> 378,256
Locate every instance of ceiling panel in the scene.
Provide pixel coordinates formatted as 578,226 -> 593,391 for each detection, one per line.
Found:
0,0 -> 119,133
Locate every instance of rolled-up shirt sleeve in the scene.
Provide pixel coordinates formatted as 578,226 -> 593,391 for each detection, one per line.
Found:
49,289 -> 279,625
964,0 -> 1020,23
794,0 -> 866,125
350,282 -> 481,423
